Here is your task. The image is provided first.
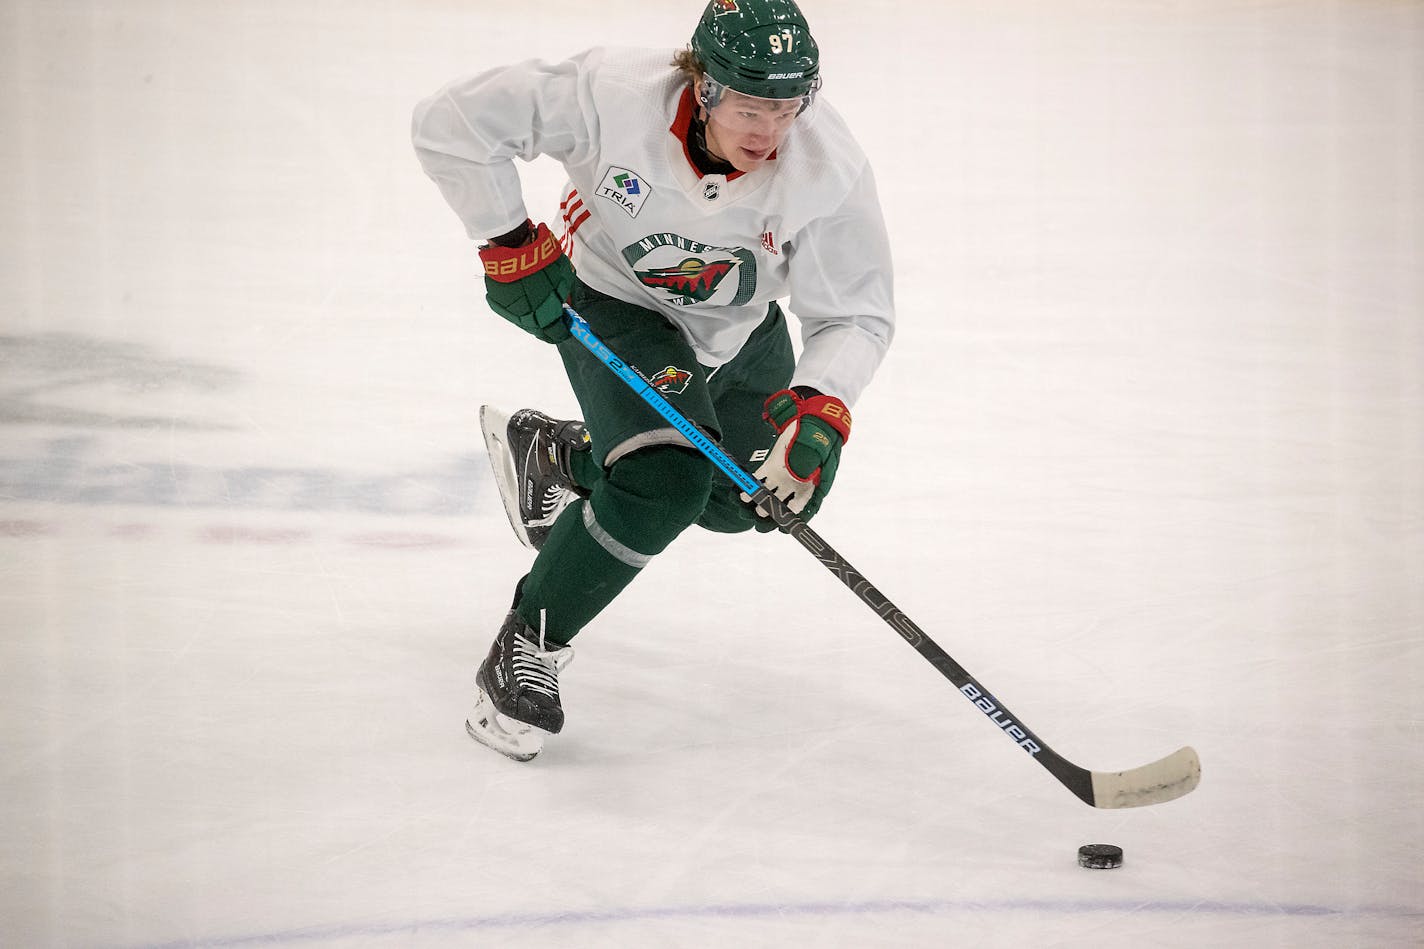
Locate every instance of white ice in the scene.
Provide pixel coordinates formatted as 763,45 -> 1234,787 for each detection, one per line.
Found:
2,1 -> 1421,946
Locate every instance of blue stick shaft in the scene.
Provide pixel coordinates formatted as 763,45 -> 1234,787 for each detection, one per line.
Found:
564,303 -> 768,500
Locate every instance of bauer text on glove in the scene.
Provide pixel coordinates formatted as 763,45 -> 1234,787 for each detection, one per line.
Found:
741,388 -> 851,522
479,220 -> 574,343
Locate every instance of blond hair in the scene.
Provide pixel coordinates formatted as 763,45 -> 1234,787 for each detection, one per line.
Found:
671,47 -> 704,87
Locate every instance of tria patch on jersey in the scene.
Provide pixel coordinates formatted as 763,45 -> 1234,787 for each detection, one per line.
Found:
596,165 -> 651,218
622,232 -> 757,307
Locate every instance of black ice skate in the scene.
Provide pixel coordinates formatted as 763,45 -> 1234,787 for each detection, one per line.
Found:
480,405 -> 591,551
465,608 -> 574,762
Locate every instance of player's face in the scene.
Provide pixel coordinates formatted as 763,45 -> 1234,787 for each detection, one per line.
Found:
702,88 -> 803,173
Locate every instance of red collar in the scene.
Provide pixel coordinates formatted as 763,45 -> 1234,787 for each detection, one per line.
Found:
670,87 -> 777,181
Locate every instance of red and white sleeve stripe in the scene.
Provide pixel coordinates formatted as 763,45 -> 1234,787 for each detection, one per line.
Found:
559,189 -> 590,257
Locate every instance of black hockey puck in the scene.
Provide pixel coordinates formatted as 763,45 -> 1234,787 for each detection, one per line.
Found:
1077,844 -> 1124,869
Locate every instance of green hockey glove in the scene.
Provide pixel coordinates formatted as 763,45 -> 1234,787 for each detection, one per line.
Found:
478,220 -> 574,343
741,388 -> 852,524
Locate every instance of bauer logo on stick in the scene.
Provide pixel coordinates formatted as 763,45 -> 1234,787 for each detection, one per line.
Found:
960,683 -> 1043,755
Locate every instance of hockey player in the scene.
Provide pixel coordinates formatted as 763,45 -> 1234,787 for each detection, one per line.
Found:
413,0 -> 895,759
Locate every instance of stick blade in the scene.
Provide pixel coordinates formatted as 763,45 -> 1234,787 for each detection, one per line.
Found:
1089,745 -> 1201,809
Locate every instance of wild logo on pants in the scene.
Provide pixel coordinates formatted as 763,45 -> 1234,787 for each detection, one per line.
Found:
631,364 -> 694,395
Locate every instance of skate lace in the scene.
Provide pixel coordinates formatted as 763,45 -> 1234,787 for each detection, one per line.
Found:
512,609 -> 573,700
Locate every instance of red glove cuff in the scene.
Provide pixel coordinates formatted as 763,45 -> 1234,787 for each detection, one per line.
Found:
762,389 -> 853,444
479,221 -> 563,283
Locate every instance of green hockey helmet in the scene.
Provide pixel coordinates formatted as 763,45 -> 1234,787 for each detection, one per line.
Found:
690,0 -> 821,104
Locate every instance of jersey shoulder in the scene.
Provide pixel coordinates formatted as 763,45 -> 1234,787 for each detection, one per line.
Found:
773,98 -> 873,227
788,98 -> 869,184
579,47 -> 685,103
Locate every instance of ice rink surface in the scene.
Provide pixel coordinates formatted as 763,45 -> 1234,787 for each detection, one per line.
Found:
2,1 -> 1422,946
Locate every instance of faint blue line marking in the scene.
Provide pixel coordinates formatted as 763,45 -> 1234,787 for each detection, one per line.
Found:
125,897 -> 1424,948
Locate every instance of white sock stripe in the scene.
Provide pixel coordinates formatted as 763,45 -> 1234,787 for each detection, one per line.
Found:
580,501 -> 653,569
604,427 -> 697,467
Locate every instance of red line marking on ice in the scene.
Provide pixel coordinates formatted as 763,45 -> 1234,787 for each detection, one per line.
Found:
346,532 -> 465,549
110,523 -> 157,539
0,520 -> 49,537
197,525 -> 311,545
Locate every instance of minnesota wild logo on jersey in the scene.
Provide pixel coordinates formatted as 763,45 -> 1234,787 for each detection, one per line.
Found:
637,258 -> 736,303
622,232 -> 757,307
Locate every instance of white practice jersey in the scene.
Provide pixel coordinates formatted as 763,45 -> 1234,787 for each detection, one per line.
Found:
412,47 -> 894,406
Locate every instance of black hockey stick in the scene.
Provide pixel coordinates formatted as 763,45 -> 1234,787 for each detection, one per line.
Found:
564,304 -> 1200,808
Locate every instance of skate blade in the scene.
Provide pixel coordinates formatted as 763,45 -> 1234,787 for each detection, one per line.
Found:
479,404 -> 536,551
465,691 -> 544,762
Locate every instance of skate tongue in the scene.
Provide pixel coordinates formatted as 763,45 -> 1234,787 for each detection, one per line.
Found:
534,609 -> 574,671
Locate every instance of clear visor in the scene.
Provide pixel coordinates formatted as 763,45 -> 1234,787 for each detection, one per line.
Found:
698,75 -> 821,132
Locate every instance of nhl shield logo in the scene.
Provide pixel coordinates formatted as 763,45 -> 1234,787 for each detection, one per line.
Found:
648,365 -> 693,395
702,180 -> 721,202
